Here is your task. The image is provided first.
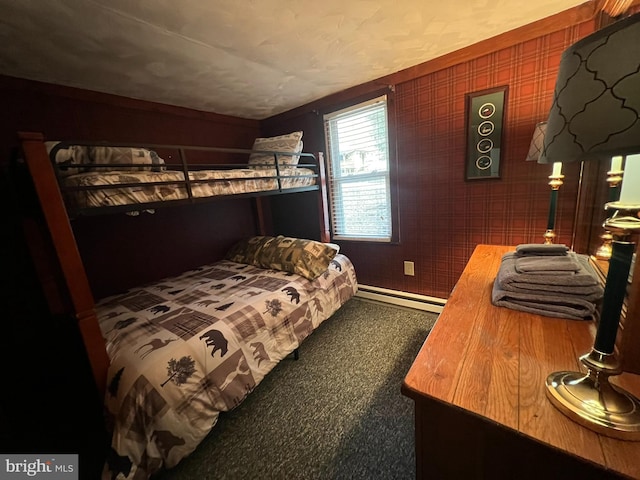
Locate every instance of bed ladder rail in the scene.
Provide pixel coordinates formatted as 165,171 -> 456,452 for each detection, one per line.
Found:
19,131 -> 109,399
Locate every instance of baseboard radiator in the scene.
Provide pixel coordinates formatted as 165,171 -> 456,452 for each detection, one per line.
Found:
355,285 -> 446,314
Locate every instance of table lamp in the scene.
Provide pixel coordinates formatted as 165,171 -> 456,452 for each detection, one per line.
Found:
595,155 -> 625,260
538,12 -> 640,440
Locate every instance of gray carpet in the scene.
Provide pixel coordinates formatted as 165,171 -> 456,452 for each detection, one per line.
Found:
154,297 -> 438,480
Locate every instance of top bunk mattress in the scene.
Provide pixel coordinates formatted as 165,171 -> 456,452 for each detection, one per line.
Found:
61,167 -> 317,209
44,130 -> 321,213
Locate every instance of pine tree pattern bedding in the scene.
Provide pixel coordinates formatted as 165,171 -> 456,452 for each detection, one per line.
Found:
99,254 -> 357,479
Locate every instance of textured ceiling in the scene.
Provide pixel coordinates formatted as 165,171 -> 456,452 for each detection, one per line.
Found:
0,0 -> 588,120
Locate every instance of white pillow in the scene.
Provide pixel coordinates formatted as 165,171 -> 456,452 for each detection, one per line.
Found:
248,131 -> 303,169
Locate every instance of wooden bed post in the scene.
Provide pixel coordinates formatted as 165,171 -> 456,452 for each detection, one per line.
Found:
254,197 -> 271,237
19,132 -> 109,398
316,152 -> 331,243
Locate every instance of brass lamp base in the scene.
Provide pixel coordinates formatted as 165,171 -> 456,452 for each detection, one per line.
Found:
543,229 -> 555,244
545,351 -> 640,440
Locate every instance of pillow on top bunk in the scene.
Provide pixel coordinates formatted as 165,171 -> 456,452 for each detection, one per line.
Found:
225,235 -> 338,280
45,142 -> 165,177
248,131 -> 303,169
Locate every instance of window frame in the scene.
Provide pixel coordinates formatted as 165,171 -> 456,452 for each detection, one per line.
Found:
322,89 -> 399,244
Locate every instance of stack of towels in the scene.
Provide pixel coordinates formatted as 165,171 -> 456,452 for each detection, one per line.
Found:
491,243 -> 604,320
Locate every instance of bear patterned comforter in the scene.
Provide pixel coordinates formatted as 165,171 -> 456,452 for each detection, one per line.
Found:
99,254 -> 357,479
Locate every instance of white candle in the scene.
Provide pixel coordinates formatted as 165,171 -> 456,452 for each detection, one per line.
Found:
552,162 -> 563,177
619,154 -> 640,205
611,156 -> 623,172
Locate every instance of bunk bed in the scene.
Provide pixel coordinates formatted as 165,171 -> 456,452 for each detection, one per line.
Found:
17,132 -> 358,480
42,130 -> 323,217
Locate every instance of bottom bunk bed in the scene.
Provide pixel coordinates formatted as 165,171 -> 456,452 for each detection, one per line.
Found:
17,132 -> 353,479
98,236 -> 357,479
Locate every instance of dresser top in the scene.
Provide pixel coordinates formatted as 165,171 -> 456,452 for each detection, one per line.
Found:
402,244 -> 640,478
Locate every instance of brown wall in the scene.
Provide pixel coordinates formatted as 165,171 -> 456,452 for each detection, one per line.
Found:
262,9 -> 599,299
1,75 -> 263,298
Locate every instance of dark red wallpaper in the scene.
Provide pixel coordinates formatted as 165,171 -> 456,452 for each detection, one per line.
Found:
263,20 -> 597,299
0,76 -> 263,298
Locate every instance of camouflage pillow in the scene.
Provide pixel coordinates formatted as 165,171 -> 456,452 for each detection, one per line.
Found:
248,131 -> 303,169
225,235 -> 338,280
45,142 -> 165,177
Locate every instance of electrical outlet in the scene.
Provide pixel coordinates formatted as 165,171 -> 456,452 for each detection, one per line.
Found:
404,261 -> 415,276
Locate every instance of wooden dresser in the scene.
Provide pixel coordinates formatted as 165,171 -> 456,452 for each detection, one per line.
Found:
402,244 -> 640,479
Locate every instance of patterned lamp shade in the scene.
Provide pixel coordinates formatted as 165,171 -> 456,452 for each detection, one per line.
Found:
525,121 -> 547,161
539,12 -> 640,164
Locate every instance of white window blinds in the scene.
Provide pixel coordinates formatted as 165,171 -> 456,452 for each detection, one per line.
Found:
324,95 -> 392,242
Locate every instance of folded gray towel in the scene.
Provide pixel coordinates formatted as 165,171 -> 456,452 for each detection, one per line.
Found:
515,253 -> 580,274
515,243 -> 569,256
491,277 -> 597,320
498,253 -> 603,300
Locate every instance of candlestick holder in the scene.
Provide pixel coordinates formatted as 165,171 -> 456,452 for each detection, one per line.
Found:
604,202 -> 640,235
595,167 -> 625,260
595,232 -> 614,260
546,204 -> 640,440
543,170 -> 564,244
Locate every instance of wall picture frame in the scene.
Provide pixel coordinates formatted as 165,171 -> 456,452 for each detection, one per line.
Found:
465,86 -> 508,180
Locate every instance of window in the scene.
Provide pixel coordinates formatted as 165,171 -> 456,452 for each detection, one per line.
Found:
324,95 -> 393,242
